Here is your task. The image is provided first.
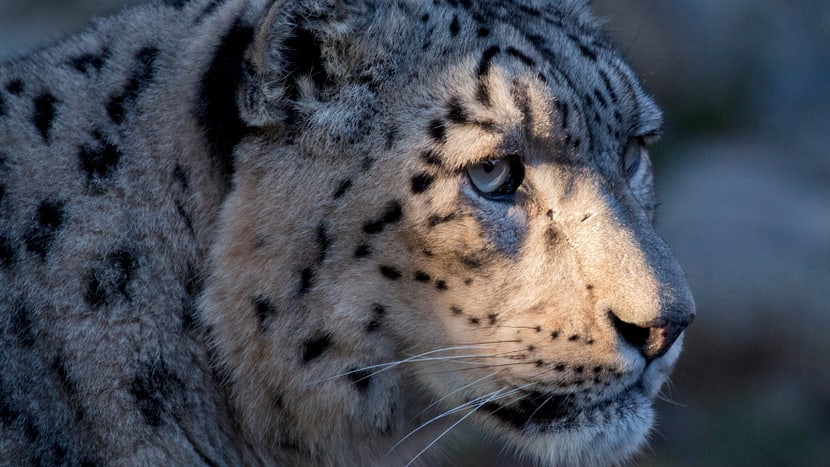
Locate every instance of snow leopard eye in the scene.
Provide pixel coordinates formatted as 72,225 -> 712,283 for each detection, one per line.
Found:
466,155 -> 524,198
622,138 -> 646,178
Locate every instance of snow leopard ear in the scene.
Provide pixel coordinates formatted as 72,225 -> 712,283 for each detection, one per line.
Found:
239,0 -> 372,128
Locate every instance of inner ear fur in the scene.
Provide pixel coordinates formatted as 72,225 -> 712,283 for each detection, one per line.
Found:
240,0 -> 369,128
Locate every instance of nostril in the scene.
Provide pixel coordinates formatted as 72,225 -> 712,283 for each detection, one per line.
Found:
609,311 -> 651,352
609,310 -> 691,361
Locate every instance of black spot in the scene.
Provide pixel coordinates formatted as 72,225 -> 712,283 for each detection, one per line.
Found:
460,254 -> 483,268
173,164 -> 190,190
555,100 -> 570,129
477,45 -> 500,77
5,79 -> 23,95
450,306 -> 463,315
366,320 -> 381,332
333,179 -> 352,199
78,131 -> 123,185
428,118 -> 447,143
551,331 -> 560,340
428,213 -> 455,227
366,303 -> 386,332
196,0 -> 223,20
518,5 -> 542,16
354,243 -> 371,258
420,150 -> 443,167
379,265 -> 402,280
83,248 -> 138,309
33,93 -> 58,142
593,88 -> 608,108
477,27 -> 490,37
0,234 -> 14,267
435,280 -> 448,291
316,224 -> 331,262
129,359 -> 182,427
554,363 -> 566,372
24,199 -> 66,259
577,43 -> 598,61
0,93 -> 6,117
506,47 -> 536,67
22,416 -> 39,443
0,377 -> 20,425
107,47 -> 159,125
52,355 -> 79,398
164,0 -> 191,8
197,21 -> 254,185
299,267 -> 314,294
181,264 -> 203,331
181,300 -> 198,332
449,15 -> 460,36
253,296 -> 277,330
174,200 -> 195,237
362,201 -> 403,234
384,127 -> 398,150
10,301 -> 35,347
469,317 -> 480,325
302,333 -> 333,362
545,227 -> 560,247
446,98 -> 469,124
410,173 -> 434,194
568,335 -> 580,342
414,271 -> 431,283
347,368 -> 372,392
69,50 -> 108,74
598,69 -> 619,104
488,314 -> 498,325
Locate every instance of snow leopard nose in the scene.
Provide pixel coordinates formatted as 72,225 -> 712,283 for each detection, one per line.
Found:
608,308 -> 695,361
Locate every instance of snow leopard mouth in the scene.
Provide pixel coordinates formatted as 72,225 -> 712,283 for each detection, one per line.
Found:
484,391 -> 576,430
484,386 -> 642,432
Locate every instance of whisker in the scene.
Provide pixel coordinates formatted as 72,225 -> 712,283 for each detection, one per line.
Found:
305,344 -> 504,386
418,360 -> 541,377
389,387 -> 505,455
403,388 -> 511,467
409,372 -> 499,423
391,381 -> 537,455
525,393 -> 554,424
626,0 -> 658,56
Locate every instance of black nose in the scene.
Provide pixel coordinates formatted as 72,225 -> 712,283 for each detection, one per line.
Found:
609,310 -> 694,361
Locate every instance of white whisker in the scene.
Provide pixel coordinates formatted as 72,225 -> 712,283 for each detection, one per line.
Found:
304,344 -> 503,386
403,385 -> 524,467
409,372 -> 499,423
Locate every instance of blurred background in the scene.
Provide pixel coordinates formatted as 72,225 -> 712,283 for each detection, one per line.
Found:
1,1 -> 828,465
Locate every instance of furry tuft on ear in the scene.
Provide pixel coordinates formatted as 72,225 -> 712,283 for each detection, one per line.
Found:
239,0 -> 373,128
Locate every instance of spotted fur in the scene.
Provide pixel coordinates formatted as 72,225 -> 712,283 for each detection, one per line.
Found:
0,0 -> 694,465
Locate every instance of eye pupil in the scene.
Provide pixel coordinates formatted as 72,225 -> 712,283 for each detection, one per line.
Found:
465,155 -> 524,198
